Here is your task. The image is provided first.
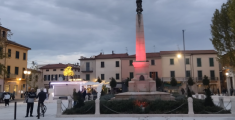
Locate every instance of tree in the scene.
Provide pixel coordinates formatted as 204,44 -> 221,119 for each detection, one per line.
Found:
170,77 -> 177,87
210,0 -> 235,68
202,75 -> 210,88
187,77 -> 194,86
63,66 -> 74,81
0,23 -> 13,78
155,76 -> 162,90
97,76 -> 102,83
204,88 -> 214,107
109,77 -> 117,94
26,61 -> 40,89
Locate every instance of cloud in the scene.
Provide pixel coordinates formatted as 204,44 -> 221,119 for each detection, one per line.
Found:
0,0 -> 227,66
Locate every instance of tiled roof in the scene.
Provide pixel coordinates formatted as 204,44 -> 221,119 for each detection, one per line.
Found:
160,50 -> 217,55
7,40 -> 31,50
0,26 -> 10,31
79,50 -> 217,60
95,53 -> 129,59
39,63 -> 79,69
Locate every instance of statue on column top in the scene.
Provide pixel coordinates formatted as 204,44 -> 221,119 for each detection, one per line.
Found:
136,0 -> 143,14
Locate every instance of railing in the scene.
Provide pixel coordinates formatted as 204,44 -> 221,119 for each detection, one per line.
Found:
196,77 -> 218,81
162,77 -> 189,81
7,73 -> 16,79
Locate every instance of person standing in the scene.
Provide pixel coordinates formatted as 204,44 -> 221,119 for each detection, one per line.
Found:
230,88 -> 233,96
3,93 -> 10,107
25,89 -> 36,117
181,88 -> 185,95
73,89 -> 78,107
36,88 -> 47,117
24,90 -> 29,103
83,88 -> 86,100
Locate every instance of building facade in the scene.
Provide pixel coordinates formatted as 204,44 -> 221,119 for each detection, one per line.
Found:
160,50 -> 220,93
0,26 -> 31,98
39,63 -> 80,89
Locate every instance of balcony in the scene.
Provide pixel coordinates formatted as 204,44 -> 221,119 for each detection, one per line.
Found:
6,73 -> 16,79
162,77 -> 189,82
81,68 -> 93,73
196,77 -> 218,81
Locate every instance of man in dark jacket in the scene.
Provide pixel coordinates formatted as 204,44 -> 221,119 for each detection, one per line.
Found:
36,88 -> 47,117
25,89 -> 36,117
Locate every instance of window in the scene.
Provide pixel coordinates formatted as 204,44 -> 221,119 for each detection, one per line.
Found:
130,72 -> 134,79
44,75 -> 47,81
7,66 -> 10,78
8,49 -> 11,57
186,71 -> 190,77
48,75 -> 50,81
197,58 -> 201,67
23,53 -> 26,60
151,60 -> 155,65
116,61 -> 119,67
170,59 -> 174,65
101,74 -> 105,80
35,75 -> 38,82
86,62 -> 90,71
198,71 -> 202,80
51,75 -> 54,81
46,69 -> 49,72
209,58 -> 214,67
129,60 -> 133,66
116,73 -> 120,80
170,71 -> 175,77
55,74 -> 58,81
29,75 -> 32,81
22,68 -> 25,78
15,67 -> 19,75
2,31 -> 6,37
101,62 -> 105,68
186,58 -> 189,64
16,51 -> 19,59
60,69 -> 63,71
86,74 -> 90,80
53,69 -> 56,71
210,70 -> 215,80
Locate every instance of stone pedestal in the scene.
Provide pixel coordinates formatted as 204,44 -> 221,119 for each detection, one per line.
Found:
231,98 -> 235,114
57,99 -> 62,115
219,97 -> 225,108
188,97 -> 194,114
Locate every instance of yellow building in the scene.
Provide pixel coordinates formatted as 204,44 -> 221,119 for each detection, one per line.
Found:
0,26 -> 31,98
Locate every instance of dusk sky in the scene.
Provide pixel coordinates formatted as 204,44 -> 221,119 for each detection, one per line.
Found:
0,0 -> 227,66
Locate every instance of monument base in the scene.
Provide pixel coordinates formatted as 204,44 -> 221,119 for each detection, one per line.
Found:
129,80 -> 156,92
114,92 -> 174,101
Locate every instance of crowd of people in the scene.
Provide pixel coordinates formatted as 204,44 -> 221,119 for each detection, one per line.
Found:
72,86 -> 97,106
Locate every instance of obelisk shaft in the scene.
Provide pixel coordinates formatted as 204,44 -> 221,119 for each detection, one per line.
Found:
136,14 -> 146,62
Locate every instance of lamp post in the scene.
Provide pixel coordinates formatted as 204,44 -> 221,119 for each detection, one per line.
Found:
24,70 -> 31,92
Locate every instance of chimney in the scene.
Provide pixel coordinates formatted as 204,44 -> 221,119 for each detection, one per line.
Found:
112,51 -> 114,54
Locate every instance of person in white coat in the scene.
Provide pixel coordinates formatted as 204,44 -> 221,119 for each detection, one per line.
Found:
3,93 -> 11,107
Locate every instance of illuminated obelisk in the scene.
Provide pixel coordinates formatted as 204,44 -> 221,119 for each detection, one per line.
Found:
129,0 -> 156,92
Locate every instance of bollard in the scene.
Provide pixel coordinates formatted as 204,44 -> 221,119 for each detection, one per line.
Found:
195,94 -> 198,99
95,99 -> 100,115
231,98 -> 235,114
67,97 -> 72,109
91,94 -> 94,100
85,95 -> 88,101
37,102 -> 40,119
201,94 -> 205,99
188,97 -> 194,115
219,97 -> 225,108
57,99 -> 62,115
14,102 -> 16,120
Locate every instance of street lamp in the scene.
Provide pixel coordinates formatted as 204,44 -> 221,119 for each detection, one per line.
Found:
226,73 -> 229,76
24,70 -> 31,91
177,54 -> 181,58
